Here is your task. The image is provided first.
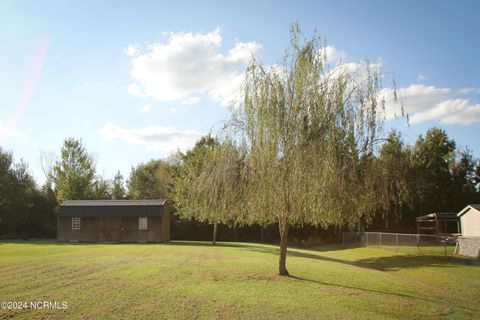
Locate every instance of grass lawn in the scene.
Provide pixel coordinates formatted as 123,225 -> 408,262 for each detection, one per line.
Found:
0,241 -> 479,319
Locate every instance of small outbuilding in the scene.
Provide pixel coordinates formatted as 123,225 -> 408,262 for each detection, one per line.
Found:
57,199 -> 170,243
416,212 -> 460,235
456,204 -> 480,258
457,204 -> 480,237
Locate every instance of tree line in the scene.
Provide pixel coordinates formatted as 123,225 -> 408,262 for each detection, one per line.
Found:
0,138 -> 176,238
0,148 -> 56,238
171,24 -> 480,275
371,128 -> 479,231
167,25 -> 480,275
1,126 -> 478,244
1,24 -> 479,275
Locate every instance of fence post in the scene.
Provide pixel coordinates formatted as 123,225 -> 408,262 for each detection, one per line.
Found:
396,233 -> 399,252
379,233 -> 382,247
366,232 -> 369,247
416,234 -> 420,255
444,236 -> 447,258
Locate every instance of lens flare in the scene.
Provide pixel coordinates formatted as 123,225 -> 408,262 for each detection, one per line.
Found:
0,35 -> 49,145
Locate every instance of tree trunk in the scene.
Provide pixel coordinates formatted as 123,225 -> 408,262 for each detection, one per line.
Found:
278,223 -> 289,276
212,223 -> 218,245
260,226 -> 265,243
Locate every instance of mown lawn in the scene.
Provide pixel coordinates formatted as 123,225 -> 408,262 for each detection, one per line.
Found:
0,241 -> 479,319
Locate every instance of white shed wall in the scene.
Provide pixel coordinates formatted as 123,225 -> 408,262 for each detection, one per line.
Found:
460,208 -> 480,237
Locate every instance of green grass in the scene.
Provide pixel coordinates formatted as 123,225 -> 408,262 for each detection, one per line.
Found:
0,241 -> 479,319
367,244 -> 457,257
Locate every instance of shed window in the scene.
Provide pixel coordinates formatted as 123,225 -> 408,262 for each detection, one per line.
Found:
72,217 -> 81,230
139,217 -> 148,230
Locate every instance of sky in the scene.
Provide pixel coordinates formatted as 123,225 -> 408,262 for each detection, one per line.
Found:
1,0 -> 479,185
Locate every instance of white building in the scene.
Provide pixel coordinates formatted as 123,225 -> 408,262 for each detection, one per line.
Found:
457,204 -> 480,258
458,204 -> 480,237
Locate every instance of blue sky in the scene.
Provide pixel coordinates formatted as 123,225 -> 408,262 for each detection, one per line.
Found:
1,0 -> 479,184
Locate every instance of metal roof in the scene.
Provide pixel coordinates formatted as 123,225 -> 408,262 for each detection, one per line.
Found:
416,212 -> 458,221
59,199 -> 166,217
471,204 -> 480,211
61,199 -> 166,207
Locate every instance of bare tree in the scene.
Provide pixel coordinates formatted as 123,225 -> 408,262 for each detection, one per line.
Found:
39,150 -> 57,183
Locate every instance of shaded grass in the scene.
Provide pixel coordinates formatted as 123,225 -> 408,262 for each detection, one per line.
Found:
0,240 -> 479,319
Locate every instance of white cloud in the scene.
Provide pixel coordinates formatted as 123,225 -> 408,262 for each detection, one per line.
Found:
410,99 -> 480,125
417,74 -> 427,81
82,81 -> 107,88
0,120 -> 29,141
181,96 -> 201,105
320,46 -> 383,89
127,83 -> 145,97
125,31 -> 480,126
323,46 -> 347,65
0,128 -> 29,141
141,104 -> 151,113
7,130 -> 28,139
380,84 -> 480,125
98,123 -> 202,153
322,56 -> 384,100
125,44 -> 138,57
127,28 -> 260,106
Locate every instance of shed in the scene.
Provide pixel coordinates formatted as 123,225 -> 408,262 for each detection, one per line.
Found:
57,199 -> 170,243
456,204 -> 480,258
416,212 -> 460,235
457,204 -> 480,237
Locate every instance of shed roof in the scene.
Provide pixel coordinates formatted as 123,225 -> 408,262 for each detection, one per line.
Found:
59,199 -> 166,217
457,204 -> 480,218
61,199 -> 166,207
416,212 -> 458,221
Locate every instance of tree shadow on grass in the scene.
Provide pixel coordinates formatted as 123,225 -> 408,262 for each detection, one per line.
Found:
245,245 -> 480,271
0,240 -> 167,246
166,241 -> 255,249
1,240 -> 478,270
288,275 -> 479,314
0,240 -> 271,249
167,241 -> 354,253
0,239 -> 96,246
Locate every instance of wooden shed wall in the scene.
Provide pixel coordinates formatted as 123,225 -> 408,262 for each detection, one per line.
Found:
57,211 -> 169,243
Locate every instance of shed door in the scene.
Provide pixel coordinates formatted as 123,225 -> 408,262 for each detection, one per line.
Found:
119,218 -> 127,242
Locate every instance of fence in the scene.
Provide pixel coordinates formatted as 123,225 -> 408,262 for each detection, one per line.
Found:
342,231 -> 457,256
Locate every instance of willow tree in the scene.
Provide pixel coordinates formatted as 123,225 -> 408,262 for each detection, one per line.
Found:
172,136 -> 245,244
128,160 -> 175,199
228,24 -> 389,275
373,130 -> 413,228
